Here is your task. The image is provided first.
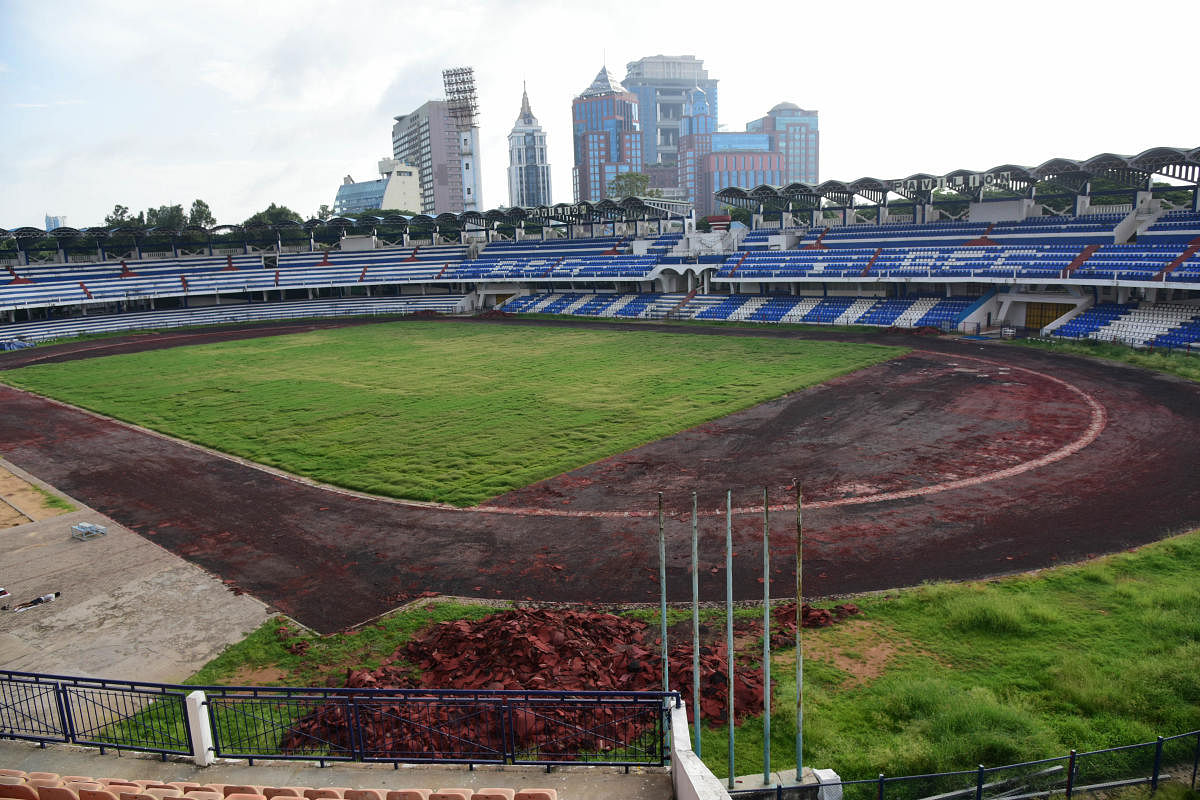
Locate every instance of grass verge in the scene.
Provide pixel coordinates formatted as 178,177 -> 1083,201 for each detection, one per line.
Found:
695,529 -> 1200,784
1019,338 -> 1200,382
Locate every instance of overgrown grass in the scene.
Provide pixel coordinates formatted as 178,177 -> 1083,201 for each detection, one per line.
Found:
0,321 -> 900,506
29,484 -> 74,512
156,533 -> 1200,785
691,530 -> 1200,783
1019,338 -> 1200,383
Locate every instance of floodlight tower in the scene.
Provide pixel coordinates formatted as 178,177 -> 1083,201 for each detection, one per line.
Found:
443,67 -> 482,212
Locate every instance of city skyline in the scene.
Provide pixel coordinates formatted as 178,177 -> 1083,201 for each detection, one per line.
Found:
1,0 -> 1197,228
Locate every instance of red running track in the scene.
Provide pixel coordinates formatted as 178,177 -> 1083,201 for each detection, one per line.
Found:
1,319 -> 1198,633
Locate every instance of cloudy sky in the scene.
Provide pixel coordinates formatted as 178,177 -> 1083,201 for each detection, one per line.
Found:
1,0 -> 1197,229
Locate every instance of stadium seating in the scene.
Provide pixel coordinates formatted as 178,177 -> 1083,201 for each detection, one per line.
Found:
1079,302 -> 1200,347
1138,210 -> 1200,246
1051,303 -> 1136,339
0,296 -> 468,344
0,772 -> 556,800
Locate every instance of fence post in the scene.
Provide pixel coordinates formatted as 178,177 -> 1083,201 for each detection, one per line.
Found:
1191,731 -> 1199,789
1065,750 -> 1077,800
1152,736 -> 1164,794
975,765 -> 985,800
185,690 -> 215,767
877,773 -> 886,800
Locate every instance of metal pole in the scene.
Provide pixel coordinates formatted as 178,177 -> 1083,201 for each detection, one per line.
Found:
1065,749 -> 1077,800
975,765 -> 985,800
727,489 -> 735,790
1152,736 -> 1164,794
795,480 -> 804,782
692,491 -> 701,757
763,487 -> 772,785
1190,731 -> 1199,788
659,492 -> 669,693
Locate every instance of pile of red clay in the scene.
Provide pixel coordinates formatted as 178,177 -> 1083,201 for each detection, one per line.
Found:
284,604 -> 857,758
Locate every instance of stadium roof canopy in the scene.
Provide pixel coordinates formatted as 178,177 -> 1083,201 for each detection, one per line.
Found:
0,196 -> 687,242
715,145 -> 1199,210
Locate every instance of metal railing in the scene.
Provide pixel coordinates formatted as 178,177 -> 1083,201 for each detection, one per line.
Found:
732,729 -> 1200,800
0,670 -> 676,768
0,670 -> 192,757
204,686 -> 673,767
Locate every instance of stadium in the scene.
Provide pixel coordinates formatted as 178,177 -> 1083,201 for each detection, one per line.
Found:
1,145 -> 1200,800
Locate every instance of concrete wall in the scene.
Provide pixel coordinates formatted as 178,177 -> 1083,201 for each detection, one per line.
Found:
671,703 -> 733,800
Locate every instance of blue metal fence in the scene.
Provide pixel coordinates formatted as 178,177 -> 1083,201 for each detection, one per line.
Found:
203,685 -> 673,767
0,670 -> 676,768
0,670 -> 191,757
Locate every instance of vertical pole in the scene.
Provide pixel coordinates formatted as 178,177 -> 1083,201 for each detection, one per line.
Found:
692,491 -> 701,757
1065,749 -> 1077,800
763,487 -> 772,785
876,773 -> 886,800
1190,731 -> 1199,788
659,492 -> 669,693
795,480 -> 804,782
1152,736 -> 1164,794
727,489 -> 735,790
975,765 -> 985,800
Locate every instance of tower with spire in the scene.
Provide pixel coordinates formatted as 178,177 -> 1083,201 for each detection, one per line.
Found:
507,83 -> 553,208
571,65 -> 642,202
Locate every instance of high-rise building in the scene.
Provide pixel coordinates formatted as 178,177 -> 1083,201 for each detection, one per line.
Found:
44,214 -> 66,231
572,66 -> 642,203
679,92 -> 785,217
622,56 -> 718,178
391,97 -> 482,214
507,84 -> 552,208
747,103 -> 819,185
332,158 -> 422,216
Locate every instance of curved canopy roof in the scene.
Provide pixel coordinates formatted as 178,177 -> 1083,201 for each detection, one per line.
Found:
711,145 -> 1199,210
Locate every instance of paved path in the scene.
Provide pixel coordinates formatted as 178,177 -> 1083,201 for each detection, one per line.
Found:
0,460 -> 272,682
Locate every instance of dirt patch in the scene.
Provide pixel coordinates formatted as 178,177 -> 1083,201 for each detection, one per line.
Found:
799,618 -> 945,688
0,466 -> 72,527
228,664 -> 290,686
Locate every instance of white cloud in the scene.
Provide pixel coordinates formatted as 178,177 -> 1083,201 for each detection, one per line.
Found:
1,0 -> 1198,228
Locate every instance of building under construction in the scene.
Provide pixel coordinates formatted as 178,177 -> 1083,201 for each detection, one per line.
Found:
390,67 -> 483,214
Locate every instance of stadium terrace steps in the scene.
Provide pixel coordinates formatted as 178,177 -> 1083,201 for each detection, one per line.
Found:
0,296 -> 469,344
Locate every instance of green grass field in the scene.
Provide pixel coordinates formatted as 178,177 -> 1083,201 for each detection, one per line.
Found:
0,321 -> 901,506
186,529 -> 1200,787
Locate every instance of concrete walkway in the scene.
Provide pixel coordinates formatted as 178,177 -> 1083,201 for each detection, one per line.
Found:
0,740 -> 673,800
0,459 -> 272,683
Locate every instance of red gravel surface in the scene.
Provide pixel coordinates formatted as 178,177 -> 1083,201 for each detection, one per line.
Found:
2,318 -> 1199,634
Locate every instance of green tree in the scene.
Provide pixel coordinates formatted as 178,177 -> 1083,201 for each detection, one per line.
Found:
145,204 -> 186,229
242,203 -> 303,228
606,172 -> 662,199
104,204 -> 133,227
723,205 -> 752,227
188,199 -> 217,227
316,204 -> 333,221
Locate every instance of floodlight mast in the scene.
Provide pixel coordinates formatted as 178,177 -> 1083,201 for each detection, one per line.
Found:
442,66 -> 479,132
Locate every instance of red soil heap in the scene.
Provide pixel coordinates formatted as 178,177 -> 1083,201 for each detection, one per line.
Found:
284,604 -> 858,758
